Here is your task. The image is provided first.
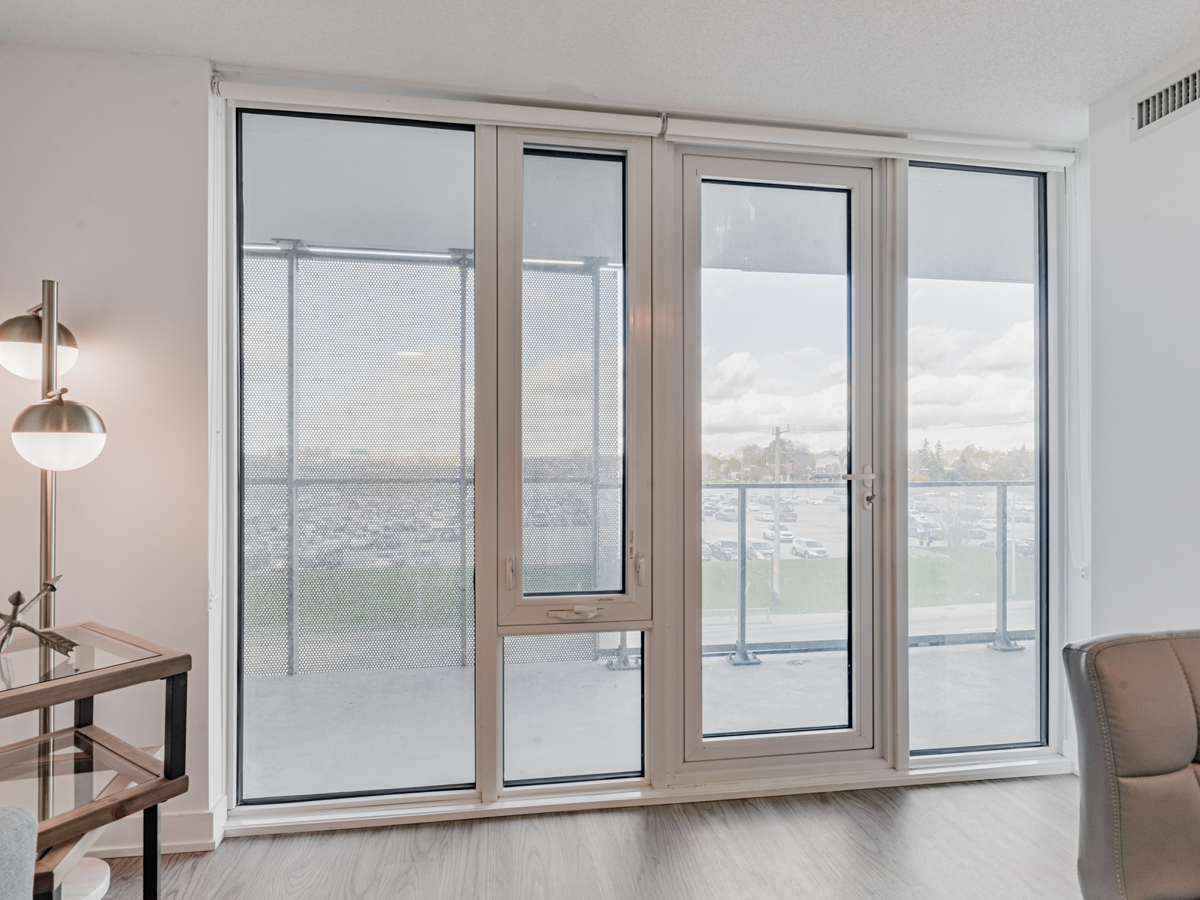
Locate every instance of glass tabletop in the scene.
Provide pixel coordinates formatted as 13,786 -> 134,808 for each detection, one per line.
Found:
0,625 -> 157,693
0,729 -> 157,823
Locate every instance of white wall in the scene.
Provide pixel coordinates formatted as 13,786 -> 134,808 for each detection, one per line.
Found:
1090,41 -> 1200,636
0,43 -> 217,851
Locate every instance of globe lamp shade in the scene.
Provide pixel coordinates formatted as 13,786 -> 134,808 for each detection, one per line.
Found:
11,397 -> 106,471
0,315 -> 79,380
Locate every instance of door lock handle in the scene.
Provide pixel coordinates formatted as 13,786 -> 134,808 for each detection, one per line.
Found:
842,466 -> 876,510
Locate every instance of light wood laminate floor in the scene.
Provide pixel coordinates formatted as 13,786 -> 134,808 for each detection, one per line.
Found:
105,775 -> 1082,899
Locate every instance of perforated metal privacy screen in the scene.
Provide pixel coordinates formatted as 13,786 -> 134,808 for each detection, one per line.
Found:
241,251 -> 477,676
521,150 -> 626,597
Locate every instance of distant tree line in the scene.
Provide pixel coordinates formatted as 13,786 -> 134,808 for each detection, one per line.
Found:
909,439 -> 1033,482
701,436 -> 1035,484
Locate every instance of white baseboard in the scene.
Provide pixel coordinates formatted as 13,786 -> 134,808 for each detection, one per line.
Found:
87,796 -> 228,858
224,756 -> 1075,838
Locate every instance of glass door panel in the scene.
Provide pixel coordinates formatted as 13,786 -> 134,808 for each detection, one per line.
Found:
699,181 -> 852,736
684,155 -> 874,759
238,111 -> 477,801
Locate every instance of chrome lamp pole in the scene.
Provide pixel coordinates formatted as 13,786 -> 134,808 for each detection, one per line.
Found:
0,279 -> 107,820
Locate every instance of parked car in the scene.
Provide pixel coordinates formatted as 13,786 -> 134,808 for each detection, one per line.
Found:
791,538 -> 829,558
701,542 -> 713,562
979,518 -> 996,531
715,507 -> 738,522
909,521 -> 943,544
718,539 -> 739,560
824,493 -> 842,504
747,539 -> 774,559
968,527 -> 987,540
754,511 -> 775,522
763,526 -> 794,541
779,509 -> 798,522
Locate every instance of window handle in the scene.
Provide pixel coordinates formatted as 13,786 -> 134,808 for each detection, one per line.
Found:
842,466 -> 876,510
503,555 -> 515,591
635,552 -> 646,587
548,605 -> 601,622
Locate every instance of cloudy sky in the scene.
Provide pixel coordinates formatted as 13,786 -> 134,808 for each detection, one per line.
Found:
700,269 -> 1035,459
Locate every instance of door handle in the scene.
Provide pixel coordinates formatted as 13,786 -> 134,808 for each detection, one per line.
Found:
842,466 -> 876,510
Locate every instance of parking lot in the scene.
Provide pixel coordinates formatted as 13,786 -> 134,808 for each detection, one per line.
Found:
700,483 -> 1037,563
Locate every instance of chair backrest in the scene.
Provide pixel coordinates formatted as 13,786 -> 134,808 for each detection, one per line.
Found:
0,805 -> 36,900
1063,632 -> 1200,900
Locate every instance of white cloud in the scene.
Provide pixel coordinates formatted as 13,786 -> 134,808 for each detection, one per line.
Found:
908,324 -> 973,373
961,321 -> 1034,372
908,371 -> 1034,430
782,347 -> 821,362
704,351 -> 760,400
817,357 -> 847,385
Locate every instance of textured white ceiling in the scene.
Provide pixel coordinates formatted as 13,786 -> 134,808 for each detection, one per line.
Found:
2,0 -> 1198,143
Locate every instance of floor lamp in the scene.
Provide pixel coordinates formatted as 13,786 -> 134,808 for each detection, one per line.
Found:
0,279 -> 109,898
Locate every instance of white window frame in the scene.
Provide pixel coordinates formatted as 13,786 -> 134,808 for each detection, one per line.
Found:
495,128 -> 654,629
678,153 -> 878,762
211,82 -> 1077,838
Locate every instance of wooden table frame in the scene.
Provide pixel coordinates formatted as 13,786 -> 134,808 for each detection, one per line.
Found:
0,622 -> 190,900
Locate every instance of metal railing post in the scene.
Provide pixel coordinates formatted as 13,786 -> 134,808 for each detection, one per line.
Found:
284,243 -> 299,677
586,257 -> 606,592
728,483 -> 760,665
991,482 -> 1020,652
456,250 -> 470,667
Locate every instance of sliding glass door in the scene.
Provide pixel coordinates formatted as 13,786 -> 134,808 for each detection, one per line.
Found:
238,111 -> 477,801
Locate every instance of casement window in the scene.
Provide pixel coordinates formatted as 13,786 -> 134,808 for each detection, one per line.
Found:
225,98 -> 1062,819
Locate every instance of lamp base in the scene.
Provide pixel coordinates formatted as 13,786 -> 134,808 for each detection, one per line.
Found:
62,858 -> 110,900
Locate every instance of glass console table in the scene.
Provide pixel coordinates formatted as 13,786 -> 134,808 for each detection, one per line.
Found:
0,622 -> 190,900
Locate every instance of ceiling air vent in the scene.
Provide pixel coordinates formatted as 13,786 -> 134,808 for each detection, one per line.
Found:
1130,62 -> 1200,141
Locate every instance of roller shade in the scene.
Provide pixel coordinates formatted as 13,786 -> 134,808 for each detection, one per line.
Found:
523,152 -> 625,263
701,181 -> 848,275
909,165 -> 1039,283
240,112 -> 475,253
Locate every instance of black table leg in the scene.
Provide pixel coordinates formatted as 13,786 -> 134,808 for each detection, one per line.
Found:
164,673 -> 186,780
33,885 -> 62,900
143,803 -> 160,900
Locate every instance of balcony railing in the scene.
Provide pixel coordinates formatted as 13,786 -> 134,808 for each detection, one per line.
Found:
701,479 -> 1038,664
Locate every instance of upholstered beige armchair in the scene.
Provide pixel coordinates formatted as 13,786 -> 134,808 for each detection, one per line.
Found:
1063,631 -> 1200,900
0,806 -> 36,900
